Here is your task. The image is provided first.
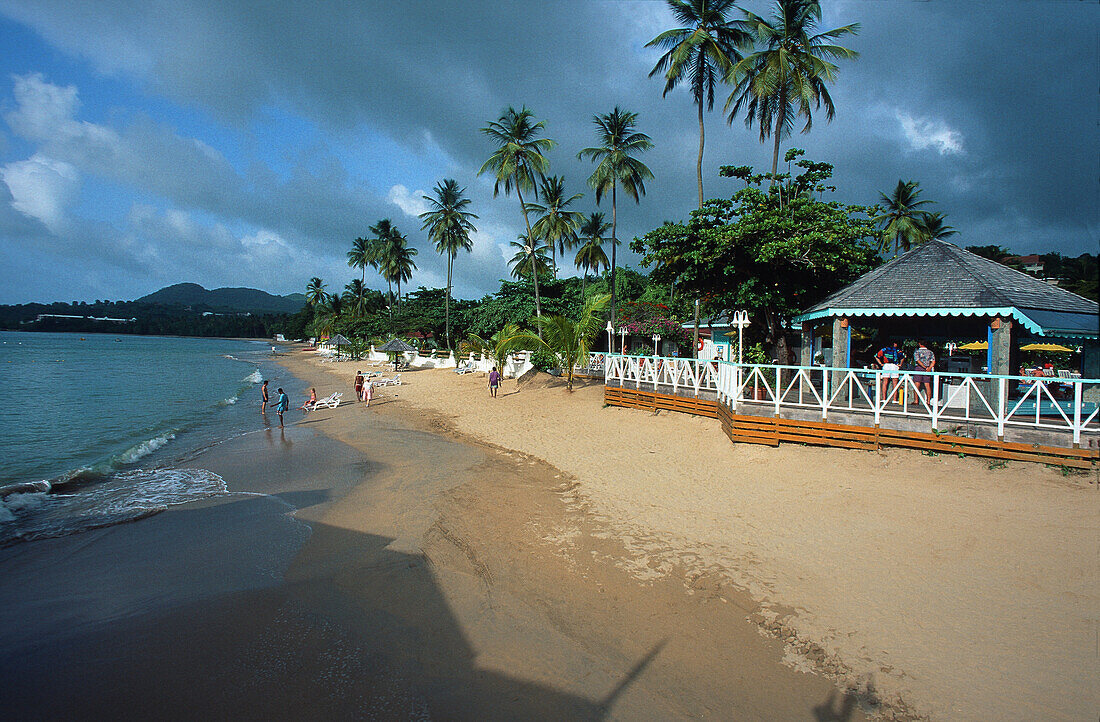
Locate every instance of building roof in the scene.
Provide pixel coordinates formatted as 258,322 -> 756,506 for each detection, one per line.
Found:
794,240 -> 1098,338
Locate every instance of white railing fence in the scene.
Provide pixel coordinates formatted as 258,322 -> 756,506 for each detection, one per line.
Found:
605,354 -> 1100,446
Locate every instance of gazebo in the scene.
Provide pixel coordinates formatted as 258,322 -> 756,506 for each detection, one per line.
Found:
792,240 -> 1099,376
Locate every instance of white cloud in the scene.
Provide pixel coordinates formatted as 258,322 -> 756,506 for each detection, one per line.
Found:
0,154 -> 80,234
895,111 -> 964,155
386,184 -> 429,218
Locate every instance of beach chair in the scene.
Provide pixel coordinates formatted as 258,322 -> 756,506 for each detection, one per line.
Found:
375,375 -> 401,386
455,361 -> 473,374
307,392 -> 342,410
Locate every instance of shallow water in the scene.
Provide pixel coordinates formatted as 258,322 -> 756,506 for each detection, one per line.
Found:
0,331 -> 305,545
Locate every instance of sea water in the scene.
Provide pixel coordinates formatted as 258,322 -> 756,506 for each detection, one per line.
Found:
0,331 -> 304,546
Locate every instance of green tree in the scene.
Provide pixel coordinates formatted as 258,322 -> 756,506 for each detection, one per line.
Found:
379,227 -> 418,311
461,323 -> 522,373
526,175 -> 583,278
420,178 -> 477,350
647,0 -> 750,207
508,237 -> 552,281
574,212 -> 611,296
633,154 -> 878,362
368,219 -> 399,306
920,212 -> 956,242
497,294 -> 611,391
305,277 -> 328,307
346,236 -> 372,309
343,279 -> 369,315
874,180 -> 933,256
479,106 -> 556,330
578,106 -> 654,327
726,0 -> 859,177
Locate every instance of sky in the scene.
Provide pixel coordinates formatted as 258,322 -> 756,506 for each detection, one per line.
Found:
0,0 -> 1096,305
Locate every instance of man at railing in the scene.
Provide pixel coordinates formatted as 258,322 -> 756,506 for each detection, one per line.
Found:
913,340 -> 936,405
875,342 -> 906,404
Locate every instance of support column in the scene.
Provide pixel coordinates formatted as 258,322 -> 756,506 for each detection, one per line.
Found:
800,321 -> 813,367
988,316 -> 1012,376
831,317 -> 850,390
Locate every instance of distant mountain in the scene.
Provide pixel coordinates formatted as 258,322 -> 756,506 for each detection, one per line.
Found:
137,283 -> 305,314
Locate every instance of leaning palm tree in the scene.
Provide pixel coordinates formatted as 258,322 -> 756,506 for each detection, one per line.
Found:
368,219 -> 399,305
647,0 -> 751,207
578,107 -> 653,326
508,237 -> 552,281
574,212 -> 611,296
305,277 -> 328,307
526,176 -> 583,278
498,294 -> 611,391
726,0 -> 860,177
479,106 -> 556,330
420,179 -> 478,350
874,180 -> 934,256
920,212 -> 957,243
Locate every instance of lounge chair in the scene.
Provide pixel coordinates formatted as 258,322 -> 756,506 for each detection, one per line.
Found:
375,375 -> 401,386
307,392 -> 342,410
455,361 -> 474,374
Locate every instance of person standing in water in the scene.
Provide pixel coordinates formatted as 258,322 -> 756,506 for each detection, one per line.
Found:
261,379 -> 269,413
274,387 -> 289,427
487,366 -> 501,398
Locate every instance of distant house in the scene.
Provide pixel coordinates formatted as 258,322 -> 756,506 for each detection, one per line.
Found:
1005,254 -> 1044,275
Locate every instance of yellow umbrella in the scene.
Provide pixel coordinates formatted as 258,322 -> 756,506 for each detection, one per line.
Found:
1019,342 -> 1075,353
958,341 -> 987,351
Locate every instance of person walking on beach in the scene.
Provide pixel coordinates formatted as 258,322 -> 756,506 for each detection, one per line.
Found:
354,370 -> 364,402
274,387 -> 289,427
364,380 -> 374,407
261,379 -> 269,413
913,340 -> 936,405
488,366 -> 501,398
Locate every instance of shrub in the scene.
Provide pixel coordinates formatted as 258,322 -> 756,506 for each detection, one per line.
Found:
530,348 -> 559,371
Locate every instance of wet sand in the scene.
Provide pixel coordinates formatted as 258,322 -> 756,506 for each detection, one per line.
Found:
0,360 -> 860,719
287,351 -> 1099,721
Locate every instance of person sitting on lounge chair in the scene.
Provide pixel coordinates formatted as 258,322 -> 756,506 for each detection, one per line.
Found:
300,388 -> 317,411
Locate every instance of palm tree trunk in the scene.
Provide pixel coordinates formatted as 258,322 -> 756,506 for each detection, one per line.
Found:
696,99 -> 705,208
550,242 -> 557,280
516,185 -> 543,338
610,182 -> 618,328
770,86 -> 787,179
445,254 -> 452,351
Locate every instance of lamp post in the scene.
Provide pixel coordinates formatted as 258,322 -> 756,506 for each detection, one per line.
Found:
652,333 -> 661,357
606,321 -> 614,353
732,310 -> 751,365
619,327 -> 628,355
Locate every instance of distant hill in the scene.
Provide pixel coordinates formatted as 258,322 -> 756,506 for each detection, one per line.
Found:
137,283 -> 305,314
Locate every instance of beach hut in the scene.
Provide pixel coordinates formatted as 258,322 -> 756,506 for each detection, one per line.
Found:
792,240 -> 1099,376
378,337 -> 416,370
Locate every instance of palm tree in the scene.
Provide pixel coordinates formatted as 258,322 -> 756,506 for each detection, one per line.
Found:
498,294 -> 611,391
380,228 -> 418,311
368,219 -> 399,306
420,179 -> 478,350
315,294 -> 344,337
647,0 -> 750,207
574,212 -> 611,296
305,277 -> 328,307
726,0 -> 859,177
508,236 -> 552,281
920,212 -> 957,243
343,279 -> 369,315
461,323 -> 522,374
874,180 -> 934,256
578,107 -> 653,326
526,176 -> 583,278
346,236 -> 372,305
479,106 -> 556,331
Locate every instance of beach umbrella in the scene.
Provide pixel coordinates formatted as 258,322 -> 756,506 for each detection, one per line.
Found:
958,341 -> 987,351
378,338 -> 416,370
1019,342 -> 1075,353
330,334 -> 351,346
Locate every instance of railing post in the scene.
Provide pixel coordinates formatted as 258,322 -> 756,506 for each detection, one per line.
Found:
996,377 -> 1007,441
873,369 -> 881,428
732,364 -> 740,411
774,365 -> 782,417
821,366 -> 829,420
931,374 -> 940,432
1073,381 -> 1082,447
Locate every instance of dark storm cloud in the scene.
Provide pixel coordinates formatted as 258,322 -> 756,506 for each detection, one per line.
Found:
0,0 -> 1095,303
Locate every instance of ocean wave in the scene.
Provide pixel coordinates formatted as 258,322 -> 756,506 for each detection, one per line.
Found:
116,432 -> 176,465
0,467 -> 227,547
218,395 -> 239,406
244,369 -> 263,384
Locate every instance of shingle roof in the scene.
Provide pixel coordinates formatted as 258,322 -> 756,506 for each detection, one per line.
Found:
805,240 -> 1097,314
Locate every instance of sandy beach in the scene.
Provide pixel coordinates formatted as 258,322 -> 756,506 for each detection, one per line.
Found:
284,349 -> 1099,721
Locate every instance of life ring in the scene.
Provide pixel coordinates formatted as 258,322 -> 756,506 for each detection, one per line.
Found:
697,339 -> 705,352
